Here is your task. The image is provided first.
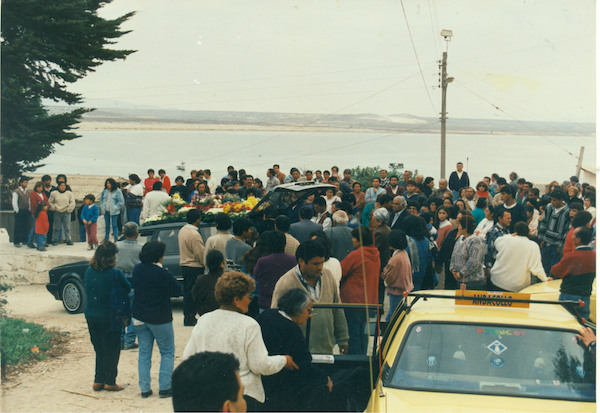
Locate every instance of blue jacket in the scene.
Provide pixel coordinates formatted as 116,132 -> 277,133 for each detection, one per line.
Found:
81,204 -> 100,223
132,263 -> 182,324
100,189 -> 125,216
84,266 -> 131,321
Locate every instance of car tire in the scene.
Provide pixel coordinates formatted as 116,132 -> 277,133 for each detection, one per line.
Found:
61,279 -> 86,314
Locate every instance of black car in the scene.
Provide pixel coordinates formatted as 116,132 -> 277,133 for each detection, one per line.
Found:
46,221 -> 217,313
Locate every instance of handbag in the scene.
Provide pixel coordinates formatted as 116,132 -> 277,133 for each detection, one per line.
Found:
109,269 -> 131,332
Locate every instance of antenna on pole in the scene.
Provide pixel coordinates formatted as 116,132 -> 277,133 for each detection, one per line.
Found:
440,29 -> 453,180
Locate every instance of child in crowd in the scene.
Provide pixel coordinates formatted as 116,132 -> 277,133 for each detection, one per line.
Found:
35,202 -> 49,252
81,194 -> 100,250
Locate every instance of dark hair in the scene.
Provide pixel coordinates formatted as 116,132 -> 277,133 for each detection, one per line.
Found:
584,194 -> 596,207
90,241 -> 118,271
277,288 -> 311,317
500,185 -> 516,197
34,201 -> 47,219
378,194 -> 394,205
524,205 -> 534,216
569,202 -> 584,212
152,181 -> 162,191
139,240 -> 166,264
204,169 -> 212,176
309,230 -> 332,259
458,214 -> 476,234
424,177 -> 434,185
295,239 -> 326,263
351,226 -> 373,246
305,170 -> 313,175
389,229 -> 408,250
56,174 -> 67,183
147,168 -> 155,174
214,213 -> 232,230
175,175 -> 184,183
186,209 -> 201,224
275,215 -> 291,232
269,230 -> 287,254
575,226 -> 593,245
517,178 -> 527,185
550,189 -> 566,201
158,169 -> 166,175
243,231 -> 272,274
126,174 -> 139,184
514,222 -> 529,237
232,217 -> 252,236
299,206 -> 314,220
268,168 -> 275,176
406,200 -> 419,210
447,204 -> 459,219
42,174 -> 51,182
206,250 -> 225,273
105,178 -> 118,191
402,215 -> 427,240
476,197 -> 487,209
526,197 -> 539,209
312,196 -> 326,207
84,193 -> 96,202
406,179 -> 417,187
372,177 -> 381,184
497,177 -> 507,186
228,170 -> 238,181
338,201 -> 353,215
572,211 -> 593,228
172,352 -> 240,412
352,182 -> 361,189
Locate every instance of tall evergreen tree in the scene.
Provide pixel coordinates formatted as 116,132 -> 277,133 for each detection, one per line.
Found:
1,0 -> 135,189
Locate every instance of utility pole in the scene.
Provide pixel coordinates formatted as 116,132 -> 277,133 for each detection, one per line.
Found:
439,30 -> 453,180
575,146 -> 585,179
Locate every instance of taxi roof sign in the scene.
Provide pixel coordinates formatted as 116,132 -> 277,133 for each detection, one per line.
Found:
455,290 -> 531,308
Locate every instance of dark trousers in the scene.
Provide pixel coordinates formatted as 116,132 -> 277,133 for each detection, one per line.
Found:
345,309 -> 368,355
87,318 -> 122,385
541,244 -> 562,275
181,266 -> 204,323
14,210 -> 32,245
244,395 -> 263,412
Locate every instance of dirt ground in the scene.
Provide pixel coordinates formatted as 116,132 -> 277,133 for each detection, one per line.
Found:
1,284 -> 194,412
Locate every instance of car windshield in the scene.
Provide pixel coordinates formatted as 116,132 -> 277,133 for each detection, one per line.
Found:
254,189 -> 315,212
387,322 -> 595,401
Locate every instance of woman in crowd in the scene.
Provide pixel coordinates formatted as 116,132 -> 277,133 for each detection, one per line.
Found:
435,206 -> 453,249
584,194 -> 596,220
125,174 -> 144,225
309,230 -> 342,289
450,214 -> 487,290
474,205 -> 494,239
27,181 -> 48,248
352,182 -> 366,213
472,197 -> 487,225
381,230 -> 413,321
100,178 -> 125,242
475,181 -> 492,202
84,241 -> 130,392
192,250 -> 226,318
183,271 -> 298,411
402,215 -> 433,291
132,241 -> 182,398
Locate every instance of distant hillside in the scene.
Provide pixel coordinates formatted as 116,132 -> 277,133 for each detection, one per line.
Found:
46,106 -> 595,136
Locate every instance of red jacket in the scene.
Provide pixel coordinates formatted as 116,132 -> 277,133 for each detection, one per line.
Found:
30,191 -> 48,214
35,211 -> 49,235
340,246 -> 380,304
551,247 -> 596,296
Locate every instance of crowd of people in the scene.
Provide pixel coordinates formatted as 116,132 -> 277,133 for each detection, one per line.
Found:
11,162 -> 597,411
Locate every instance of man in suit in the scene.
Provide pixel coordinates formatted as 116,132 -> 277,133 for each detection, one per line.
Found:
289,206 -> 322,242
448,162 -> 470,201
389,196 -> 409,230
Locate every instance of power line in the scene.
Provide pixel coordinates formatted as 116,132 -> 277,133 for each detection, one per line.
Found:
399,0 -> 438,116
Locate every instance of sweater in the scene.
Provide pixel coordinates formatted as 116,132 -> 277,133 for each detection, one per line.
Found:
204,230 -> 233,263
257,310 -> 328,411
539,203 -> 571,247
131,263 -> 182,324
81,204 -> 100,223
178,224 -> 205,267
325,225 -> 353,262
84,266 -> 131,321
381,249 -> 413,295
340,246 -> 380,305
29,191 -> 48,214
183,309 -> 287,402
48,189 -> 75,213
490,235 -> 547,292
225,237 -> 252,267
551,247 -> 596,296
35,211 -> 49,235
254,253 -> 297,308
271,267 -> 349,354
450,235 -> 486,284
115,239 -> 143,275
191,270 -> 223,317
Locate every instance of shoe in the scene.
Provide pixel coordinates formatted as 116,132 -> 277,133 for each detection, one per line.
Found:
159,389 -> 172,398
15,243 -> 22,248
27,243 -> 35,249
87,245 -> 94,250
66,241 -> 73,246
39,248 -> 47,252
104,384 -> 125,392
93,383 -> 104,391
123,343 -> 139,350
141,390 -> 153,398
183,318 -> 197,327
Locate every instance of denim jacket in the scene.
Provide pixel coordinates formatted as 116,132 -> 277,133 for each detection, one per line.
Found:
100,188 -> 125,216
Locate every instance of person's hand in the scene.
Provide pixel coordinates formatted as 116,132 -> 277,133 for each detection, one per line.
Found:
452,269 -> 460,280
326,377 -> 333,393
339,344 -> 349,355
577,327 -> 596,347
283,355 -> 299,370
546,277 -> 553,281
484,267 -> 491,278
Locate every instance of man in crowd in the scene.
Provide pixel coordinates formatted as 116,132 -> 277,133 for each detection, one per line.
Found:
509,171 -> 519,189
169,176 -> 188,199
275,215 -> 300,255
431,178 -> 448,198
289,206 -> 322,242
173,352 -> 246,412
400,170 -> 411,189
49,180 -> 75,245
12,177 -> 31,248
116,222 -> 143,350
204,213 -> 233,262
271,240 -> 349,355
284,168 -> 301,183
495,185 -> 526,232
551,226 -> 596,321
379,169 -> 390,188
325,210 -> 353,262
403,180 -> 420,202
448,162 -> 470,201
178,209 -> 206,326
265,168 -> 280,193
484,210 -> 512,275
238,175 -> 262,198
225,217 -> 253,267
462,187 -> 478,211
311,196 -> 332,231
539,189 -> 571,274
365,177 -> 386,204
273,164 -> 286,184
41,175 -> 56,239
489,222 -> 549,292
386,175 -> 403,197
141,181 -> 170,223
314,170 -> 323,183
389,196 -> 409,230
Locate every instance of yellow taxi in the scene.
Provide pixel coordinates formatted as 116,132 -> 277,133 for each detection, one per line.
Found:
365,290 -> 596,412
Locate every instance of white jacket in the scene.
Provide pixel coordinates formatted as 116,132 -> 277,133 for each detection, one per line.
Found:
490,235 -> 547,292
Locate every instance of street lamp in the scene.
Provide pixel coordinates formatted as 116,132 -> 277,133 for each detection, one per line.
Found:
440,29 -> 453,180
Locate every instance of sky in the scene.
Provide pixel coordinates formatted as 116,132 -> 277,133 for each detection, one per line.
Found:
69,0 -> 596,124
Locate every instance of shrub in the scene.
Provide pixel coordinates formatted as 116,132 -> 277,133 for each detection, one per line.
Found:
350,166 -> 418,190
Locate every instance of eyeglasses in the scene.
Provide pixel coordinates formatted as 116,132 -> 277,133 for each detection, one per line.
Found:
306,307 -> 315,315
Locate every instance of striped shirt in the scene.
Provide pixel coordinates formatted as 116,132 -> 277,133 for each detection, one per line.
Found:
539,204 -> 570,247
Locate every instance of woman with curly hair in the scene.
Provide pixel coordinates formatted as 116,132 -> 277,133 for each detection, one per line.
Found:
182,271 -> 298,411
84,241 -> 130,392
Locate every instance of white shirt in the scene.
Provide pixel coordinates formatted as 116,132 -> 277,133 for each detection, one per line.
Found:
490,235 -> 547,292
126,183 -> 144,197
141,190 -> 170,222
475,218 -> 494,239
183,309 -> 287,402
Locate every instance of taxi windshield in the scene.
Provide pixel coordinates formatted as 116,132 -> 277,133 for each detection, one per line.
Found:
387,322 -> 595,401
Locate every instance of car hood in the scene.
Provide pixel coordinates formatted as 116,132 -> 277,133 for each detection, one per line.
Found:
50,260 -> 89,272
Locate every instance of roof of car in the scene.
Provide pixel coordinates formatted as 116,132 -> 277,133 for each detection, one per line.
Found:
271,181 -> 335,192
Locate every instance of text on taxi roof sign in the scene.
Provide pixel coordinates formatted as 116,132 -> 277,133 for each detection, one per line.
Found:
455,290 -> 531,308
